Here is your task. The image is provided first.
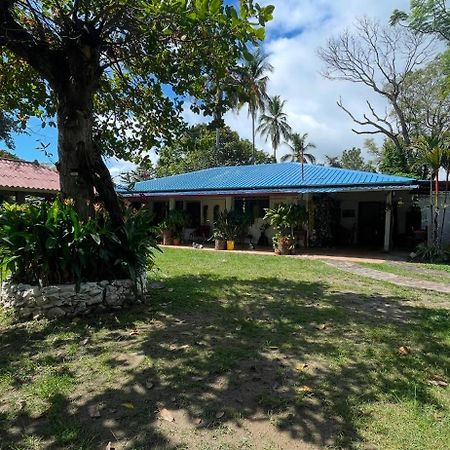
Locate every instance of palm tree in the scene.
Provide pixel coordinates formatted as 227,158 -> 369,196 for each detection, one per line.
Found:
257,96 -> 292,161
281,132 -> 316,179
325,156 -> 342,168
412,134 -> 444,245
239,50 -> 273,163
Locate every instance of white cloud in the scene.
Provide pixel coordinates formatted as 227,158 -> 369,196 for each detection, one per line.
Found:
109,0 -> 416,176
231,0 -> 414,162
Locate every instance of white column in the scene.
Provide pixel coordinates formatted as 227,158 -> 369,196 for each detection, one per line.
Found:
384,191 -> 393,252
225,196 -> 233,211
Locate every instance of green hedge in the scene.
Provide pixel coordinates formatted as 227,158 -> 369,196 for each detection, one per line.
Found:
0,199 -> 159,289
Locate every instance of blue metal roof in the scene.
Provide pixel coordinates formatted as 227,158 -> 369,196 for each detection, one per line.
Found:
119,163 -> 416,196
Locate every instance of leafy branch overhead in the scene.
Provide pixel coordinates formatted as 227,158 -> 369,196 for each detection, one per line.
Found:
0,0 -> 274,222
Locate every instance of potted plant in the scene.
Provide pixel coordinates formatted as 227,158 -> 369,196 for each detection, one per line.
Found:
212,210 -> 232,250
264,203 -> 307,255
160,210 -> 189,245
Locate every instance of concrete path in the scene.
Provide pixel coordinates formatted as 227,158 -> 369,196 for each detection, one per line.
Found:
325,260 -> 450,294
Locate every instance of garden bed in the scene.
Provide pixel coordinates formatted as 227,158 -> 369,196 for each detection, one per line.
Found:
0,279 -> 146,320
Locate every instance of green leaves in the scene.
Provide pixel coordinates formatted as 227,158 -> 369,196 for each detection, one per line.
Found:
0,198 -> 159,287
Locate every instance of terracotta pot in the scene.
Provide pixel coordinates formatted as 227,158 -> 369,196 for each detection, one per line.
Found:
214,239 -> 226,250
226,240 -> 235,251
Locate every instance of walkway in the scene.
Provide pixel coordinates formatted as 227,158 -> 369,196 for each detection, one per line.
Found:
325,260 -> 450,294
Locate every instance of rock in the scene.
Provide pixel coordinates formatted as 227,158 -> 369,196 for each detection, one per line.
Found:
46,307 -> 66,318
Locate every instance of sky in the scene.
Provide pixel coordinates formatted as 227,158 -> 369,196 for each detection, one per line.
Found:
4,0 -> 412,181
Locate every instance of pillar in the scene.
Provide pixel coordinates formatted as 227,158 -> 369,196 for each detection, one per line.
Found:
384,192 -> 393,252
225,196 -> 233,211
169,198 -> 175,211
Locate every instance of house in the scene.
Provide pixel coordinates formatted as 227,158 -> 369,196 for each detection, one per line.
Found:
0,158 -> 60,202
118,162 -> 443,252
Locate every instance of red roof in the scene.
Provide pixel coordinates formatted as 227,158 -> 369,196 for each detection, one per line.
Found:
0,158 -> 60,192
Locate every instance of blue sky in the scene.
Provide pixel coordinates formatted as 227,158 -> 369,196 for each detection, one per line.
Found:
3,0 -> 415,178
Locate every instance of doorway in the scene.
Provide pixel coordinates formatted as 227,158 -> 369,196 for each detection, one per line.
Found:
358,202 -> 385,247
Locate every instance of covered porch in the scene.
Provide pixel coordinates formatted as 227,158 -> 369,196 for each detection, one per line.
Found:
130,188 -> 423,253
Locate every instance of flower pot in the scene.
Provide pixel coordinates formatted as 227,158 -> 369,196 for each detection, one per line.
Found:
173,238 -> 181,246
214,239 -> 226,250
226,240 -> 235,251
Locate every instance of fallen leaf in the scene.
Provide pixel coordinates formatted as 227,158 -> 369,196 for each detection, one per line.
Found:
145,379 -> 154,389
398,346 -> 410,356
121,402 -> 134,410
215,411 -> 225,419
191,376 -> 204,382
160,408 -> 175,422
88,404 -> 101,418
105,442 -> 115,450
297,385 -> 313,394
168,288 -> 174,292
129,330 -> 139,336
295,363 -> 309,372
318,324 -> 328,331
428,375 -> 448,387
81,338 -> 89,346
194,417 -> 203,425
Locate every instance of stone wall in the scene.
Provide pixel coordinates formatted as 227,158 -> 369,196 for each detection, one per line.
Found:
0,279 -> 145,320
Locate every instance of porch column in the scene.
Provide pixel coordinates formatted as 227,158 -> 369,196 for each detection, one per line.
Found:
384,191 -> 393,252
225,196 -> 233,211
169,198 -> 175,211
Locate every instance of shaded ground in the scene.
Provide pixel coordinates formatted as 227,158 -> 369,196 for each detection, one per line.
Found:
0,248 -> 449,450
326,259 -> 450,293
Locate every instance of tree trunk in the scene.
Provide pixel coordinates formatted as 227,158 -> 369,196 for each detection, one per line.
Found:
56,90 -> 95,220
56,86 -> 124,228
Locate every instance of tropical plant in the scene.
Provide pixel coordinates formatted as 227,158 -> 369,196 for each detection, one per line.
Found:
239,50 -> 273,162
159,210 -> 190,240
411,243 -> 450,263
258,96 -> 292,161
411,134 -> 446,245
264,203 -> 307,253
0,199 -> 159,291
282,133 -> 316,164
213,209 -> 251,242
281,132 -> 316,179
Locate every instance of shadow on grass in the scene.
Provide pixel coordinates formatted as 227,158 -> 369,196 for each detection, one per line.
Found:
0,273 -> 449,449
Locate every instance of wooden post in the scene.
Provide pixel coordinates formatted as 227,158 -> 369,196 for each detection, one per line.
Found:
384,191 -> 393,252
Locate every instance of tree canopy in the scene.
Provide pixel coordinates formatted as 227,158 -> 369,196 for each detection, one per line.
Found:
325,147 -> 375,172
0,0 -> 274,223
154,124 -> 272,177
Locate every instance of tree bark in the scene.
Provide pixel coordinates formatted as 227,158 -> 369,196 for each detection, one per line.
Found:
56,89 -> 96,220
56,84 -> 124,228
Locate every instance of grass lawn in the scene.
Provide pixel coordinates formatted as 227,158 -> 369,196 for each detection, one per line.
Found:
1,247 -> 450,450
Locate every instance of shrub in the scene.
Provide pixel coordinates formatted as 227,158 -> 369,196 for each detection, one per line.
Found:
410,243 -> 450,264
0,198 -> 159,289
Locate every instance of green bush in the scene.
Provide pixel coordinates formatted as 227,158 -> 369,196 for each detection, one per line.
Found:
410,243 -> 450,263
0,198 -> 159,289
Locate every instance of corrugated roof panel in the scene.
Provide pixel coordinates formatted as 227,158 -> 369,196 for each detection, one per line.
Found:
121,163 -> 416,195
